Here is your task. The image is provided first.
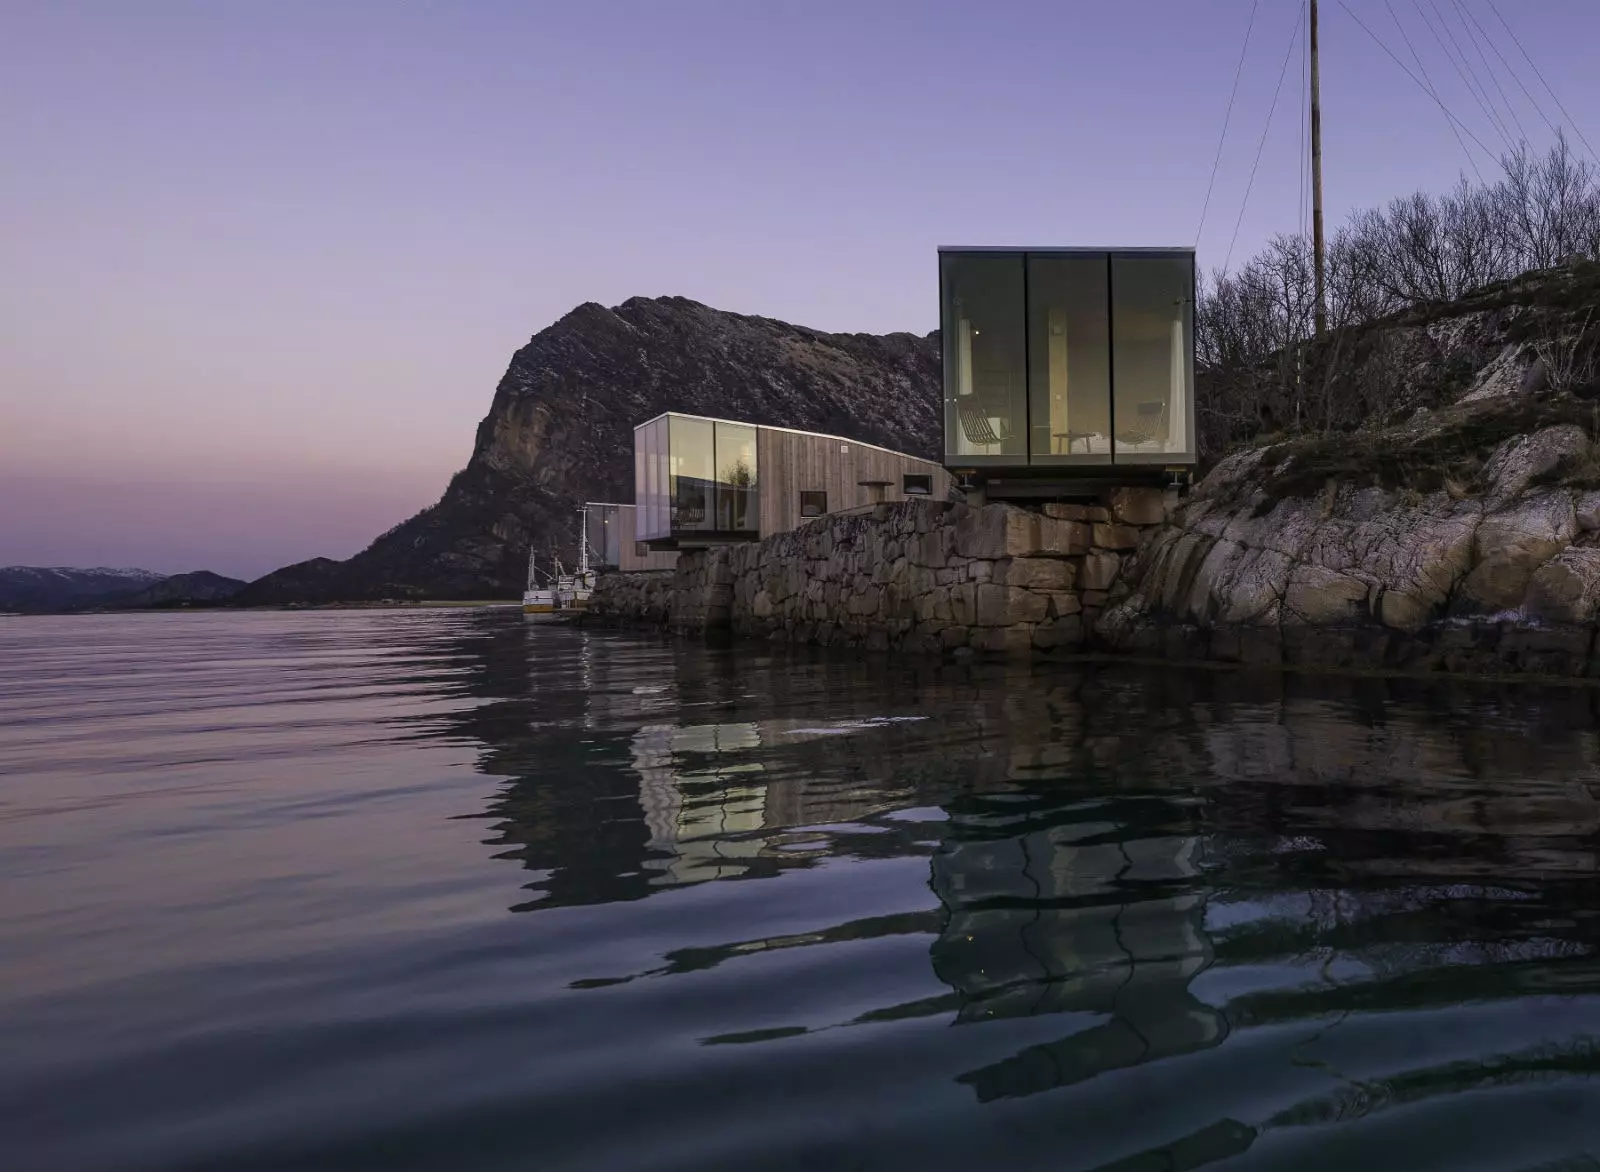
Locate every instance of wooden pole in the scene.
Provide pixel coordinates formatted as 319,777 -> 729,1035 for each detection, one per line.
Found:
1310,0 -> 1327,336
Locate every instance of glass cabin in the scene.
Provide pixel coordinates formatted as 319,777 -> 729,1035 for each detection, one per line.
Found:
634,413 -> 760,547
940,247 -> 1195,483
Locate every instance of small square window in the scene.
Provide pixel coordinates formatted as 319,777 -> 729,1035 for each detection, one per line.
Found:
903,474 -> 933,496
635,541 -> 649,557
799,490 -> 828,517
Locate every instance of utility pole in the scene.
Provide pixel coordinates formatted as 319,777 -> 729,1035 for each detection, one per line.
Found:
1310,0 -> 1328,337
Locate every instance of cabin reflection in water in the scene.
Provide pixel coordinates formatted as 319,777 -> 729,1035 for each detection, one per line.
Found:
631,722 -> 769,886
931,805 -> 1226,1101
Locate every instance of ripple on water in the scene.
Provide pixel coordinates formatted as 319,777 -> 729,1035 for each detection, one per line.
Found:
4,611 -> 1600,1171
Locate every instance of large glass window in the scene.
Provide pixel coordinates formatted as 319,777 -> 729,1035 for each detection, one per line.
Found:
1112,256 -> 1194,462
585,504 -> 620,568
669,415 -> 715,533
714,421 -> 758,533
942,253 -> 1026,461
635,417 -> 671,541
1028,254 -> 1111,464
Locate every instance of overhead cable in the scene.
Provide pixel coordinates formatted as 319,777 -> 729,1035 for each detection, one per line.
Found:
1224,4 -> 1304,273
1196,0 -> 1261,248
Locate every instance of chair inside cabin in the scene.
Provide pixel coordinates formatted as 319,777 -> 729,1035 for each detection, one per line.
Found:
1116,400 -> 1168,448
958,401 -> 1009,454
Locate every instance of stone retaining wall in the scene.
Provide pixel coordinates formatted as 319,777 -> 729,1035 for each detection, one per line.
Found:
588,488 -> 1170,656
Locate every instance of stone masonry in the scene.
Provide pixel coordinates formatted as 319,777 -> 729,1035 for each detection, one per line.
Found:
588,487 -> 1170,657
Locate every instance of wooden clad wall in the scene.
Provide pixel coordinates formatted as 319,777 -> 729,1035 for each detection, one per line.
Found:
755,428 -> 952,536
615,504 -> 680,572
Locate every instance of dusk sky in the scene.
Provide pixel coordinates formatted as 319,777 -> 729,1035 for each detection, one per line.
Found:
5,0 -> 1598,579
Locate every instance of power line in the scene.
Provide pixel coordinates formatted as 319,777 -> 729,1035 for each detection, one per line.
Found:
1384,0 -> 1487,181
1447,0 -> 1527,143
1456,0 -> 1561,142
1420,0 -> 1516,151
1336,0 -> 1503,169
1485,0 -> 1600,165
1224,4 -> 1304,273
1417,0 -> 1516,152
1196,0 -> 1261,248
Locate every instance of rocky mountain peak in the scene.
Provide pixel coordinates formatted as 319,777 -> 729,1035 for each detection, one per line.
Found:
235,297 -> 941,604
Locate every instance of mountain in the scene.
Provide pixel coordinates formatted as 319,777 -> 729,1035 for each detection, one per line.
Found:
104,570 -> 248,609
235,297 -> 941,604
0,566 -> 165,613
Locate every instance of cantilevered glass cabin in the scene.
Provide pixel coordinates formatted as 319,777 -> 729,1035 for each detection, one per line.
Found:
940,247 -> 1196,492
634,412 -> 951,549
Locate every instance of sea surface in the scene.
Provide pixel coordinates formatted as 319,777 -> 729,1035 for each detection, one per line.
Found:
5,610 -> 1600,1171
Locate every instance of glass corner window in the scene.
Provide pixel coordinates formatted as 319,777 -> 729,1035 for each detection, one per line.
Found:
941,253 -> 1027,463
1112,255 -> 1195,463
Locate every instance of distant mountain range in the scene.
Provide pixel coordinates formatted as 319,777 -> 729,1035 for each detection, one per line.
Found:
232,296 -> 942,604
0,567 -> 247,613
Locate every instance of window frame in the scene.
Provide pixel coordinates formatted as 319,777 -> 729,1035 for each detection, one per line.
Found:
901,474 -> 933,497
799,489 -> 828,518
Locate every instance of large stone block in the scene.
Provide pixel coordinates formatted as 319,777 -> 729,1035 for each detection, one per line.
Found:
1043,591 -> 1082,618
950,582 -> 977,626
1033,517 -> 1091,556
953,505 -> 1033,560
975,583 -> 1049,626
1044,502 -> 1109,523
1080,550 -> 1122,592
1001,557 -> 1076,591
1105,486 -> 1166,526
1091,523 -> 1141,551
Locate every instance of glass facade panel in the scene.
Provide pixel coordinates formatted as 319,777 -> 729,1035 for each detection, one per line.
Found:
714,422 -> 759,533
585,504 -> 621,568
1112,255 -> 1194,462
635,418 -> 671,542
650,418 -> 669,538
669,415 -> 715,533
942,253 -> 1026,462
1027,253 -> 1111,464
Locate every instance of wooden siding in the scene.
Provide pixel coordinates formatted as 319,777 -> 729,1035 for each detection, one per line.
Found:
615,504 -> 680,572
756,428 -> 953,536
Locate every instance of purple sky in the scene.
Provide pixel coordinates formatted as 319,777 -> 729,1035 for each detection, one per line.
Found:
4,0 -> 1597,579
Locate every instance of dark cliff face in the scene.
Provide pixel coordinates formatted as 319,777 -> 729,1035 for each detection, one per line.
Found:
235,297 -> 941,604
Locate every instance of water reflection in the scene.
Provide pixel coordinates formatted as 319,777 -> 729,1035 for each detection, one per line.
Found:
415,617 -> 1600,1168
932,793 -> 1225,1101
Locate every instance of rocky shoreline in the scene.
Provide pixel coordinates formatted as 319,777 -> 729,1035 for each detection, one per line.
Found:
590,420 -> 1600,680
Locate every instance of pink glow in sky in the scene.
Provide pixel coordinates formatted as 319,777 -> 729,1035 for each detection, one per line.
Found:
5,0 -> 1598,578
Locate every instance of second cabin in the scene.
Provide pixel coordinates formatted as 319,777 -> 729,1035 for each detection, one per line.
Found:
633,412 -> 951,551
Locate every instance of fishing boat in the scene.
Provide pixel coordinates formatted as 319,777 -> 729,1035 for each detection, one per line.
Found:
523,511 -> 598,618
553,508 -> 596,613
522,549 -> 558,617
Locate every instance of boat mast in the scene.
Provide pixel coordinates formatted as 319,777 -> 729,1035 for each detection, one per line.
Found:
576,508 -> 590,577
1310,0 -> 1327,337
526,547 -> 537,592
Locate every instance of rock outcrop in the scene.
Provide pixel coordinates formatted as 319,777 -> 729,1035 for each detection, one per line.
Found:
235,298 -> 940,604
1098,263 -> 1600,676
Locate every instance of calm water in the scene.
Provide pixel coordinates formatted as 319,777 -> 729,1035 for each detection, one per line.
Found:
6,612 -> 1600,1171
